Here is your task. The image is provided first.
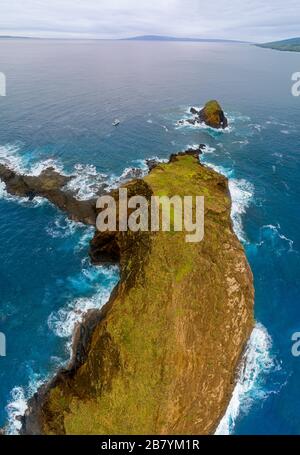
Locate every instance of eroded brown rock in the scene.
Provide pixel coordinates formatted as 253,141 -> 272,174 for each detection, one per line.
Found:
0,165 -> 97,225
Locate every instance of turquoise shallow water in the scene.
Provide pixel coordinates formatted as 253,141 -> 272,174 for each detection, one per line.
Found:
0,39 -> 299,434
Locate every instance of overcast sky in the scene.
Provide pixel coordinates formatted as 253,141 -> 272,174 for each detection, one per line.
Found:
0,0 -> 299,42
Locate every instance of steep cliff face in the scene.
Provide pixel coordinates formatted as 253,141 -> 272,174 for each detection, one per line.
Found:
20,152 -> 254,435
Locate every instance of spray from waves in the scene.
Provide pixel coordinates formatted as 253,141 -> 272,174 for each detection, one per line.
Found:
0,144 -> 32,174
215,323 -> 276,435
5,375 -> 45,435
0,144 -> 64,206
0,143 -> 168,203
45,215 -> 80,239
0,144 -> 108,202
45,215 -> 95,255
175,118 -> 232,134
6,387 -> 28,434
48,264 -> 119,353
104,155 -> 169,192
200,157 -> 278,435
65,164 -> 108,200
229,179 -> 254,244
175,106 -> 232,133
0,144 -> 64,176
201,145 -> 216,154
185,144 -> 216,155
201,160 -> 254,243
131,156 -> 168,170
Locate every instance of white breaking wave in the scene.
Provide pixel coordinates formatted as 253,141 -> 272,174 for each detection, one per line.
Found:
0,144 -> 29,174
202,145 -> 216,154
5,387 -> 28,434
5,375 -> 45,435
215,323 -> 276,435
48,265 -> 119,353
45,215 -> 80,239
65,163 -> 108,200
0,180 -> 10,199
27,159 -> 64,176
0,143 -> 169,205
0,144 -> 63,206
176,118 -> 232,134
0,144 -> 63,176
176,106 -> 232,133
0,144 -> 109,202
184,144 -> 216,155
201,160 -> 254,243
229,179 -> 254,243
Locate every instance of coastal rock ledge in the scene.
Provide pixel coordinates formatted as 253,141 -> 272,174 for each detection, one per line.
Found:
0,151 -> 254,435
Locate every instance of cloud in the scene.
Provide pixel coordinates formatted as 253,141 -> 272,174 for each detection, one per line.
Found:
0,0 -> 299,42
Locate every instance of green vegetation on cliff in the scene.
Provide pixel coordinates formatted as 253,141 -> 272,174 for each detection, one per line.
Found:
23,153 -> 254,435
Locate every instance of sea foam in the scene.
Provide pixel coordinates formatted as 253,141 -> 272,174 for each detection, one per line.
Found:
201,160 -> 254,243
5,375 -> 45,435
215,323 -> 276,435
48,265 -> 119,353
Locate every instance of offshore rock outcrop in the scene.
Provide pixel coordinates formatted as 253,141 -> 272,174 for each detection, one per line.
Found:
0,151 -> 254,435
180,100 -> 228,129
197,100 -> 228,129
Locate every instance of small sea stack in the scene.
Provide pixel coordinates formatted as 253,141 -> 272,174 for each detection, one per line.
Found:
180,100 -> 228,129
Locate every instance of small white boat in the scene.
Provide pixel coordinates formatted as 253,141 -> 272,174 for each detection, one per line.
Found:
112,119 -> 120,126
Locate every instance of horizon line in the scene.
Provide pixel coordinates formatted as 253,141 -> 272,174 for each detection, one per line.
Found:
0,34 -> 257,43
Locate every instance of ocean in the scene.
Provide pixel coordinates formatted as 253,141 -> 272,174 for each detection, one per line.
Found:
0,39 -> 299,434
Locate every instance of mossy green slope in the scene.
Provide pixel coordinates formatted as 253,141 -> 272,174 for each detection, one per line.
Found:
30,154 -> 254,435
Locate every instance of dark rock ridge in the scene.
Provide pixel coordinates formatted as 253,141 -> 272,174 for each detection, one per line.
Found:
0,150 -> 255,435
0,164 -> 97,225
179,100 -> 228,129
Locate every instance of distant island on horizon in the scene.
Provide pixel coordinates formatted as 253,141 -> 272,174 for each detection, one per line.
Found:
121,35 -> 249,43
1,35 -> 299,51
256,37 -> 300,52
0,34 -> 249,43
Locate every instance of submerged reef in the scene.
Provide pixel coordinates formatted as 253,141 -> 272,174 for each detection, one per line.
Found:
0,146 -> 254,434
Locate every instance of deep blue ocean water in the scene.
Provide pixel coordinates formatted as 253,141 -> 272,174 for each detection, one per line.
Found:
0,40 -> 299,434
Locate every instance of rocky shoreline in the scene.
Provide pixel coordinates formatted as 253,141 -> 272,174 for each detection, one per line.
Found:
0,164 -> 97,225
0,103 -> 254,435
